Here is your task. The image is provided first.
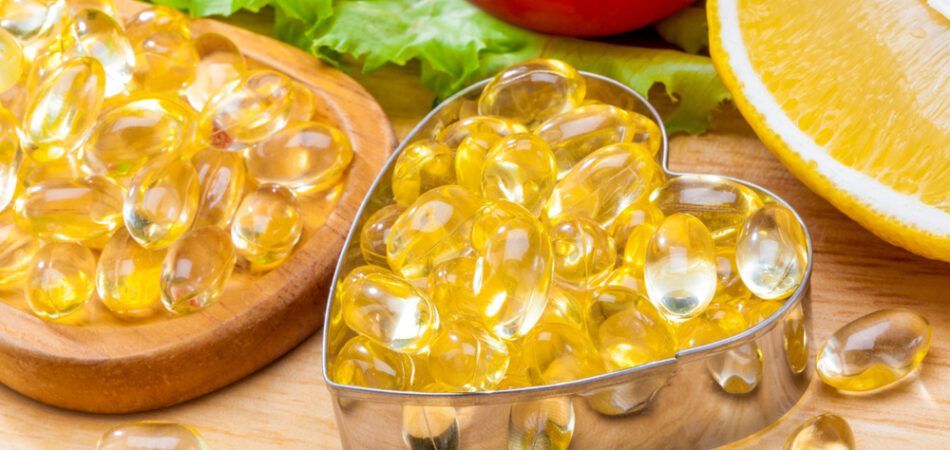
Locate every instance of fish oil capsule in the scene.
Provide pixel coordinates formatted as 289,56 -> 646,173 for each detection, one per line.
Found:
341,267 -> 439,353
161,226 -> 236,314
478,212 -> 553,339
192,147 -> 245,228
707,341 -> 763,394
26,242 -> 96,319
332,335 -> 414,390
247,121 -> 353,193
199,69 -> 295,150
402,402 -> 459,449
0,211 -> 40,286
84,95 -> 196,179
60,9 -> 134,97
66,0 -> 118,19
16,153 -> 85,187
539,284 -> 588,329
386,185 -> 481,279
714,246 -> 751,303
478,59 -> 586,127
597,299 -> 675,370
288,82 -> 314,122
23,57 -> 105,162
470,199 -> 533,253
523,322 -> 604,384
0,107 -> 20,212
124,155 -> 200,249
124,6 -> 190,44
544,142 -> 662,228
132,29 -> 199,93
435,115 -> 526,149
23,40 -> 64,94
426,255 -> 481,320
391,139 -> 455,207
608,198 -> 664,253
783,414 -> 855,450
428,321 -> 509,391
454,132 -> 497,192
231,184 -> 303,270
650,175 -> 764,242
0,29 -> 24,93
736,204 -> 808,300
817,309 -> 931,394
550,217 -> 615,287
675,302 -> 748,350
15,175 -> 123,242
621,223 -> 655,271
585,285 -> 647,337
0,0 -> 65,58
97,421 -> 210,450
96,229 -> 164,319
184,33 -> 246,110
645,213 -> 717,321
481,133 -> 557,215
784,302 -> 808,374
601,265 -> 647,297
359,204 -> 401,267
508,397 -> 575,450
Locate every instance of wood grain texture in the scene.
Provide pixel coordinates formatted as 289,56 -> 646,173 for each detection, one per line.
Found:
0,1 -> 396,414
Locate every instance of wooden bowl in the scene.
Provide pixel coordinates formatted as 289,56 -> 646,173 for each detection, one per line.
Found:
0,1 -> 396,413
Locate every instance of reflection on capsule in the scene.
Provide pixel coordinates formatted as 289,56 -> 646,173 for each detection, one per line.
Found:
479,59 -> 585,127
707,342 -> 763,394
782,414 -> 854,450
96,421 -> 210,450
508,397 -> 575,450
402,402 -> 459,450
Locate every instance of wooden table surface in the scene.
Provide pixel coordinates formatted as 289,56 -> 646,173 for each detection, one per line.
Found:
2,21 -> 949,450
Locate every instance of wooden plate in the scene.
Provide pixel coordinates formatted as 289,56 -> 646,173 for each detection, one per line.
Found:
0,1 -> 396,413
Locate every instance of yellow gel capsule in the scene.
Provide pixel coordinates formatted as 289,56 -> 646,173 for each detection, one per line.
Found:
784,302 -> 808,375
675,302 -> 748,350
621,223 -> 655,271
0,0 -> 65,57
817,309 -> 931,394
230,184 -> 303,271
359,204 -> 401,267
783,414 -> 855,450
161,226 -> 236,314
332,335 -> 414,390
14,175 -> 123,242
0,211 -> 40,286
97,420 -> 210,450
16,153 -> 85,187
481,133 -> 557,215
25,241 -> 96,319
601,265 -> 647,297
247,121 -> 353,193
714,245 -> 752,304
707,342 -> 763,395
96,229 -> 164,319
288,81 -> 314,122
200,69 -> 294,150
729,295 -> 781,326
124,154 -> 200,249
132,30 -> 199,93
66,0 -> 118,19
341,268 -> 439,353
550,217 -> 615,287
597,296 -> 675,371
23,57 -> 105,162
0,28 -> 24,93
470,199 -> 533,253
435,115 -> 527,149
428,321 -> 509,391
184,33 -> 246,111
0,107 -> 21,212
391,139 -> 455,207
508,397 -> 575,450
453,132 -> 496,193
426,255 -> 481,320
191,147 -> 245,228
736,204 -> 808,300
24,40 -> 64,94
545,142 -> 662,228
539,284 -> 588,329
586,285 -> 647,337
84,95 -> 196,179
386,185 -> 481,279
124,5 -> 191,44
650,175 -> 764,242
523,322 -> 604,384
60,9 -> 134,97
478,59 -> 585,127
645,213 -> 717,322
608,197 -> 664,252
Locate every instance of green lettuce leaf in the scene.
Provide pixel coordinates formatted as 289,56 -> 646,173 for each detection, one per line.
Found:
654,7 -> 709,54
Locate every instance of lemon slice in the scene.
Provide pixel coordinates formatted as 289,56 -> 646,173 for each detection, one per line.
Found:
708,0 -> 950,261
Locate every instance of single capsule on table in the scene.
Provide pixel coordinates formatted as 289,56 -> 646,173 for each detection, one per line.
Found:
230,184 -> 303,271
544,142 -> 663,228
132,29 -> 199,93
817,309 -> 931,394
426,255 -> 481,320
675,302 -> 748,350
22,57 -> 106,162
25,242 -> 96,319
736,204 -> 808,300
359,204 -> 402,267
0,107 -> 21,212
124,155 -> 200,249
199,69 -> 295,150
66,0 -> 119,20
608,197 -> 664,253
0,28 -> 24,93
60,9 -> 134,97
192,147 -> 246,228
549,217 -> 615,287
14,175 -> 124,243
478,59 -> 585,127
523,322 -> 604,384
161,226 -> 236,314
645,213 -> 718,322
96,229 -> 164,319
508,397 -> 575,450
0,211 -> 40,286
97,420 -> 210,450
428,321 -> 510,391
184,32 -> 246,111
783,414 -> 855,450
123,5 -> 191,44
247,121 -> 353,193
650,175 -> 763,242
332,335 -> 414,390
481,133 -> 557,215
590,288 -> 675,370
434,115 -> 526,149
391,139 -> 455,207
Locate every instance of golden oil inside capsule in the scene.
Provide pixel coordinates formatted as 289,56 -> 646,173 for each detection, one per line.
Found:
287,81 -> 315,122
247,121 -> 353,193
621,223 -> 655,271
24,40 -> 64,94
650,175 -> 764,242
508,397 -> 575,450
26,241 -> 96,319
609,198 -> 664,253
359,204 -> 401,267
199,69 -> 295,150
713,245 -> 752,304
736,204 -> 808,300
125,5 -> 190,42
230,184 -> 303,271
544,142 -> 662,228
427,321 -> 509,391
817,308 -> 931,394
192,147 -> 245,228
66,0 -> 118,20
707,341 -> 763,394
0,211 -> 40,286
132,29 -> 199,93
16,152 -> 86,187
14,175 -> 124,242
426,255 -> 481,320
124,154 -> 200,249
0,28 -> 24,93
386,185 -> 481,279
97,420 -> 210,450
23,57 -> 105,162
160,226 -> 236,314
783,302 -> 808,374
477,58 -> 586,127
454,132 -> 496,193
601,265 -> 647,297
593,289 -> 675,370
783,414 -> 855,450
675,302 -> 748,350
435,115 -> 527,149
481,133 -> 557,215
644,213 -> 717,321
549,217 -> 615,287
391,139 -> 455,207
523,322 -> 603,384
470,199 -> 533,254
402,402 -> 459,449
332,335 -> 414,390
96,228 -> 164,319
60,9 -> 134,97
0,0 -> 65,60
340,267 -> 439,353
0,107 -> 21,212
184,32 -> 246,111
538,284 -> 588,329
84,95 -> 196,179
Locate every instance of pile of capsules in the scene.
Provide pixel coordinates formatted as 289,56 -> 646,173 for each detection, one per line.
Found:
0,2 -> 352,320
329,59 -> 809,392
